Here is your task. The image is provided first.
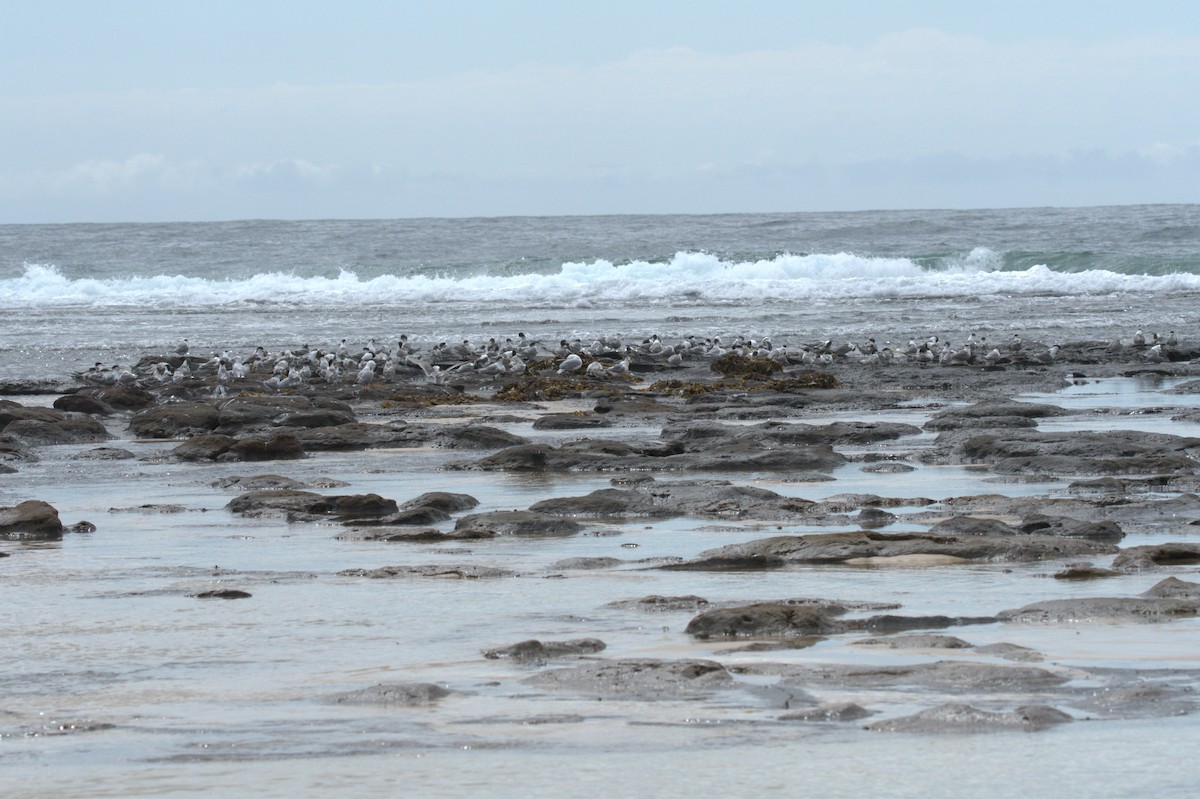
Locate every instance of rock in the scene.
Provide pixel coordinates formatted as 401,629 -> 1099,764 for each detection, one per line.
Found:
928,516 -> 1020,537
274,408 -> 357,428
665,530 -> 1117,570
1142,576 -> 1200,599
549,557 -> 624,570
529,480 -> 816,521
685,603 -> 842,638
339,564 -> 516,579
780,703 -> 874,722
192,589 -> 252,599
1017,513 -> 1125,543
454,510 -> 582,537
972,643 -> 1044,662
952,429 -> 1200,475
483,638 -> 607,661
352,506 -> 452,526
1053,562 -> 1122,580
400,492 -> 480,513
77,386 -> 156,409
52,394 -> 112,415
282,422 -> 420,451
924,400 -> 1069,431
335,527 -> 477,542
128,403 -> 220,438
172,434 -> 237,460
853,634 -> 972,649
525,658 -> 733,700
432,425 -> 528,450
227,489 -> 398,520
70,446 -> 135,461
0,500 -> 64,541
4,414 -> 110,445
531,413 -> 613,430
1112,543 -> 1200,571
606,595 -> 712,612
999,596 -> 1200,624
866,702 -> 1072,733
224,434 -> 306,461
331,682 -> 451,706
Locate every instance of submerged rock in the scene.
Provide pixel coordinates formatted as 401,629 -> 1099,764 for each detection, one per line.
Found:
526,658 -> 733,700
866,702 -> 1072,733
330,682 -> 452,706
483,638 -> 607,661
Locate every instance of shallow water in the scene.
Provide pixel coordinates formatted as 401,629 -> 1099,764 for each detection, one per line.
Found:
5,376 -> 1200,794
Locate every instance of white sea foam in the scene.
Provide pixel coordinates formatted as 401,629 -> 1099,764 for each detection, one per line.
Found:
7,251 -> 1200,310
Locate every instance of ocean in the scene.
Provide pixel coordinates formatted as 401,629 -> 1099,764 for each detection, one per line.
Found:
3,205 -> 1200,797
2,204 -> 1199,382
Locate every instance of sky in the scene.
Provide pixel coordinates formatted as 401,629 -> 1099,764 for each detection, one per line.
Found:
2,1 -> 1198,222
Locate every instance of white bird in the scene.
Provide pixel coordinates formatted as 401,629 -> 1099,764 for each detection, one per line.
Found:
557,353 -> 583,374
175,338 -> 189,356
585,360 -> 607,378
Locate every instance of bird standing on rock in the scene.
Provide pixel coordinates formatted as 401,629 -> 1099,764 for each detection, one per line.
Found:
557,353 -> 583,374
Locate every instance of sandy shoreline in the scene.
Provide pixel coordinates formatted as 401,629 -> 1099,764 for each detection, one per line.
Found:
4,335 -> 1200,788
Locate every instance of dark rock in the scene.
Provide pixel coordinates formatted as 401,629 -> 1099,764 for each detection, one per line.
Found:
353,506 -> 452,526
275,408 -> 357,428
129,403 -> 220,438
529,480 -> 817,521
193,589 -> 252,599
606,595 -> 712,612
953,430 -> 1200,475
227,489 -> 398,520
400,492 -> 480,513
224,434 -> 305,461
78,386 -> 156,409
685,603 -> 841,638
432,425 -> 528,450
454,510 -> 582,537
532,413 -> 614,430
925,400 -> 1069,431
283,422 -> 421,451
483,638 -> 607,661
0,500 -> 64,541
1017,513 -> 1125,543
70,446 -> 135,461
52,394 -> 112,415
173,434 -> 236,460
929,516 -> 1021,537
5,414 -> 110,445
1113,543 -> 1200,571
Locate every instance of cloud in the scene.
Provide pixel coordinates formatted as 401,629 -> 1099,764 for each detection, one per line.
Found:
1,29 -> 1198,220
